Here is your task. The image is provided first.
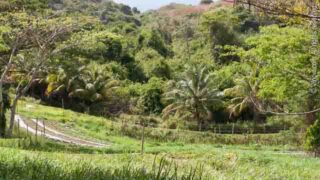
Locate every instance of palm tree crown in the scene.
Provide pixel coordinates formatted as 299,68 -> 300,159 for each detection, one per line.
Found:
163,65 -> 222,131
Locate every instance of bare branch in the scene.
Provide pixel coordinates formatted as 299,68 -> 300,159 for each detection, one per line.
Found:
237,0 -> 320,20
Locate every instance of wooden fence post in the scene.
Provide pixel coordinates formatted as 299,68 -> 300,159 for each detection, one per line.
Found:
232,123 -> 235,134
35,118 -> 38,142
18,117 -> 20,138
141,120 -> 145,155
43,120 -> 46,136
26,124 -> 29,136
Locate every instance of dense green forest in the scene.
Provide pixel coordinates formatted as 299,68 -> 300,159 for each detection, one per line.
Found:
0,0 -> 320,163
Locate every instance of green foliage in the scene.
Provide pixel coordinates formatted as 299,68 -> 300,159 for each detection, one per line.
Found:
305,119 -> 320,154
138,29 -> 172,57
135,48 -> 171,79
0,0 -> 48,11
138,77 -> 165,114
163,65 -> 222,130
64,30 -> 124,62
201,7 -> 259,64
200,0 -> 213,4
224,63 -> 261,119
201,8 -> 241,46
0,26 -> 10,52
244,25 -> 312,105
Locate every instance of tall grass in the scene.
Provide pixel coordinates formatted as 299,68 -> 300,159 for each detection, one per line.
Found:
0,153 -> 205,180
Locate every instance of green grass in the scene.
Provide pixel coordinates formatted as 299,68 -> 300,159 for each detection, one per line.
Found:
0,145 -> 319,179
16,98 -> 303,147
0,97 -> 318,179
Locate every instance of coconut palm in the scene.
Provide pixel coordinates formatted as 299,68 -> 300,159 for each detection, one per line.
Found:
163,65 -> 222,131
47,62 -> 119,113
224,67 -> 262,121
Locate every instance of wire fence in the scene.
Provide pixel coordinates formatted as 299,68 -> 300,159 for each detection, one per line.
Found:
119,120 -> 292,135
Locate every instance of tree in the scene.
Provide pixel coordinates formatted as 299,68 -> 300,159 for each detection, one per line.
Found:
0,22 -> 30,138
240,25 -> 319,125
0,87 -> 10,137
200,0 -> 213,5
305,118 -> 320,156
163,65 -> 222,131
137,77 -> 165,115
67,62 -> 119,113
237,0 -> 320,20
201,7 -> 253,64
224,64 -> 263,121
138,29 -> 172,58
4,15 -> 73,137
135,48 -> 171,79
62,30 -> 124,63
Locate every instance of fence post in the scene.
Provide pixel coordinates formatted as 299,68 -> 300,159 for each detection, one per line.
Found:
26,124 -> 29,136
43,120 -> 46,136
18,117 -> 20,138
35,118 -> 38,142
218,125 -> 221,134
141,120 -> 145,155
232,123 -> 235,134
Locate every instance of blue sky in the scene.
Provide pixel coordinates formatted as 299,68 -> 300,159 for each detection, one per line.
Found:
114,0 -> 201,12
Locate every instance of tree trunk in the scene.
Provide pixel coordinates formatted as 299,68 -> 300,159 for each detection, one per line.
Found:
306,99 -> 317,125
195,107 -> 202,131
7,95 -> 20,137
7,76 -> 34,137
0,79 -> 5,138
253,107 -> 260,122
0,102 -> 6,138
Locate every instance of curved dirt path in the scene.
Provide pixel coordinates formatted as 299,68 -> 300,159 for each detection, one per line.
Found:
15,115 -> 108,148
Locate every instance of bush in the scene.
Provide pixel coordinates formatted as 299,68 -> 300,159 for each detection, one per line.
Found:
305,119 -> 320,155
200,0 -> 213,4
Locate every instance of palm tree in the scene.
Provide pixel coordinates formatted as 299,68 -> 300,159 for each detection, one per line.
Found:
163,65 -> 222,131
224,67 -> 262,121
47,62 -> 119,113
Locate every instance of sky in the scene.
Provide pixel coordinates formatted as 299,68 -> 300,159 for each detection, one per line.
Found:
114,0 -> 201,12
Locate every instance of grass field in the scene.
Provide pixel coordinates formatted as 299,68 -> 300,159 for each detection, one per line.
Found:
0,98 -> 319,179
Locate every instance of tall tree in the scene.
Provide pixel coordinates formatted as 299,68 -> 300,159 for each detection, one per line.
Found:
163,65 -> 222,131
237,0 -> 320,124
237,0 -> 320,20
5,16 -> 73,137
0,25 -> 29,137
224,64 -> 263,121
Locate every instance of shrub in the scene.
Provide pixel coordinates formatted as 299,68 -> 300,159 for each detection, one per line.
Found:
305,119 -> 320,155
200,0 -> 213,5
